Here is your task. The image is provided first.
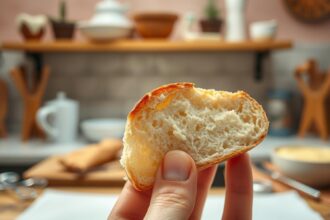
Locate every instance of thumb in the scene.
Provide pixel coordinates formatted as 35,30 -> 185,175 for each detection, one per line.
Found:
144,150 -> 197,220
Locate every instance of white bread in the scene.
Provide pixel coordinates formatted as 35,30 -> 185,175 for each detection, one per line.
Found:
121,82 -> 269,190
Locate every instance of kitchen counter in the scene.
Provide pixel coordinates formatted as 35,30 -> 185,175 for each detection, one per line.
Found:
0,136 -> 85,165
1,166 -> 329,220
0,135 -> 329,165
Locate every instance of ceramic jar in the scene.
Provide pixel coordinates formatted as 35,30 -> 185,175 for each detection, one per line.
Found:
225,0 -> 246,41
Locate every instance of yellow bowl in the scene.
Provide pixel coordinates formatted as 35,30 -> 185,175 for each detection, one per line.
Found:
271,146 -> 330,188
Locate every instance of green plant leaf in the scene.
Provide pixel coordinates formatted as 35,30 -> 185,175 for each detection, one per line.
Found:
60,0 -> 66,21
204,0 -> 220,20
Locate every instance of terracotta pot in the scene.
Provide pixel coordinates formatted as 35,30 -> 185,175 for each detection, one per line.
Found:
133,12 -> 178,39
50,19 -> 75,40
20,23 -> 45,41
199,19 -> 222,33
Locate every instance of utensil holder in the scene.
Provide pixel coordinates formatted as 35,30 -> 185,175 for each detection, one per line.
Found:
295,59 -> 330,140
10,66 -> 50,141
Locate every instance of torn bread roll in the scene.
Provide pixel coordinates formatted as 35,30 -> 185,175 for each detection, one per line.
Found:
121,82 -> 269,190
60,139 -> 122,172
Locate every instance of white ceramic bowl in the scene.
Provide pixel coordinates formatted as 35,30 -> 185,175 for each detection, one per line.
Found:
78,23 -> 131,41
81,118 -> 126,142
271,146 -> 330,187
250,20 -> 277,41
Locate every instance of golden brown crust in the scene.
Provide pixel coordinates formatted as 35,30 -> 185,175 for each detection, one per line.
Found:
126,170 -> 151,191
129,82 -> 194,120
124,83 -> 268,191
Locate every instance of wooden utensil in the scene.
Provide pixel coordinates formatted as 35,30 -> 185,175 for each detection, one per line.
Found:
10,66 -> 50,141
294,59 -> 330,140
0,79 -> 8,137
24,157 -> 126,187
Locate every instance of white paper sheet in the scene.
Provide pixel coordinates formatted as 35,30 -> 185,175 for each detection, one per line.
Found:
203,192 -> 322,220
17,190 -> 322,220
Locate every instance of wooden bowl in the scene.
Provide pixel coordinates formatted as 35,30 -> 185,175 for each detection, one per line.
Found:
133,12 -> 178,39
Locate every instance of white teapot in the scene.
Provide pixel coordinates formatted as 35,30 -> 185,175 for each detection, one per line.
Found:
78,0 -> 132,41
90,0 -> 131,27
37,92 -> 79,143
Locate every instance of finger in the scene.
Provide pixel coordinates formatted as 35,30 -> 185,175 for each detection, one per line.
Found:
189,165 -> 217,220
222,153 -> 253,220
145,150 -> 198,220
108,181 -> 152,220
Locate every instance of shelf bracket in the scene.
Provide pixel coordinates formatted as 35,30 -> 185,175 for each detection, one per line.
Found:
0,50 -> 3,71
254,51 -> 269,82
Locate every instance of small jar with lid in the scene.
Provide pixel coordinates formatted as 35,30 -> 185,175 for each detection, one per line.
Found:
267,90 -> 294,136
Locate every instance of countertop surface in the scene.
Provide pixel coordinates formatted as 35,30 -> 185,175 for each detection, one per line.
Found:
0,135 -> 329,165
0,136 -> 85,165
1,166 -> 329,220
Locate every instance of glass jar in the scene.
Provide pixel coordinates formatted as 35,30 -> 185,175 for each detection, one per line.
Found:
267,90 -> 294,136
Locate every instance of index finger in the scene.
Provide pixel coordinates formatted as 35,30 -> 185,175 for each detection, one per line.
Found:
189,165 -> 217,220
222,153 -> 253,220
108,181 -> 152,220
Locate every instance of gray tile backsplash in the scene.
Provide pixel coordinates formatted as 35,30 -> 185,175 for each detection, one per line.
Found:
1,43 -> 329,133
271,43 -> 330,90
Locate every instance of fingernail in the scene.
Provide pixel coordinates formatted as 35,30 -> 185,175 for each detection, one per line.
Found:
163,151 -> 192,181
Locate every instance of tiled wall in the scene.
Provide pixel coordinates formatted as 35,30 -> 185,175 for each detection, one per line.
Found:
1,43 -> 329,133
44,52 -> 272,118
271,43 -> 330,89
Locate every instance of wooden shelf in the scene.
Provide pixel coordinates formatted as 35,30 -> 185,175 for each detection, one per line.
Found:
1,40 -> 292,53
0,39 -> 292,81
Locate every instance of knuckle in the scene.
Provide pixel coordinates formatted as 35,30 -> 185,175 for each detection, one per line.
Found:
153,188 -> 193,210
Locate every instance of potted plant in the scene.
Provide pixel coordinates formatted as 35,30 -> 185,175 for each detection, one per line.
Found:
199,0 -> 222,33
50,1 -> 75,40
17,14 -> 47,41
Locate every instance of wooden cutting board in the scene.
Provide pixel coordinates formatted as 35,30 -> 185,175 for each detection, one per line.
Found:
24,156 -> 126,187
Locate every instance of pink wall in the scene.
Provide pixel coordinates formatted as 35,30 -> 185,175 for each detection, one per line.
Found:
0,0 -> 329,42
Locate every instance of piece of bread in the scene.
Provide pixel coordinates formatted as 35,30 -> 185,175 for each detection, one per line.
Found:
121,82 -> 269,190
60,139 -> 122,173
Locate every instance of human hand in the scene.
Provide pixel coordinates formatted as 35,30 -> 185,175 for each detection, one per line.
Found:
109,150 -> 253,220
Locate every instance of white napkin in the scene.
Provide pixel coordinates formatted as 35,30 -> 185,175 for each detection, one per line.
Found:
18,190 -> 322,220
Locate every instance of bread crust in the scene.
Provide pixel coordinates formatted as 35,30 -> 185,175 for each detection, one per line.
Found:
129,82 -> 194,120
124,82 -> 268,191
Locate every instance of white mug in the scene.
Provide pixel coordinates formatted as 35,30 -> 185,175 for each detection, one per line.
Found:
37,92 -> 79,143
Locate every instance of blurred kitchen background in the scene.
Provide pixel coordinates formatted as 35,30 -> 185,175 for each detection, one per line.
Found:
0,0 -> 330,219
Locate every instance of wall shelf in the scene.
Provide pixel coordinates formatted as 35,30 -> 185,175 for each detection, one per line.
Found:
1,40 -> 292,81
1,40 -> 292,52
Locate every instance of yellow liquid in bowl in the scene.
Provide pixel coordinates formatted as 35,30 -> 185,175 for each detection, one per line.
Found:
275,147 -> 330,163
